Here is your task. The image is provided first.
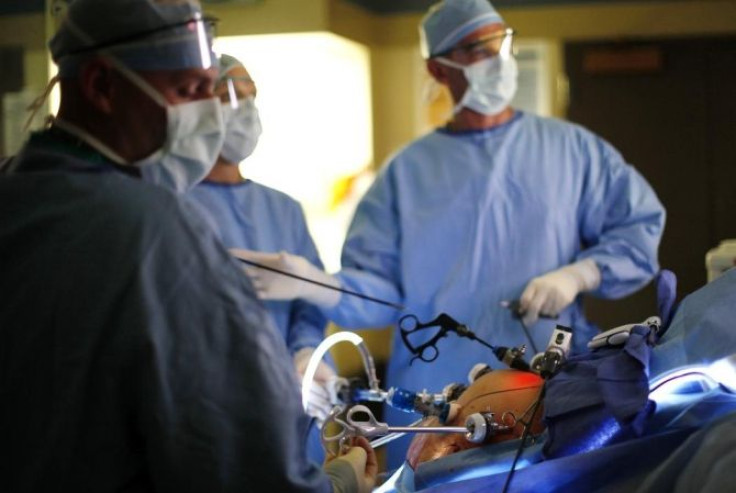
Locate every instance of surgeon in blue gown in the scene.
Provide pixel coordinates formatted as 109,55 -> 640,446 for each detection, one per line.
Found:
187,54 -> 333,462
0,1 -> 376,491
234,0 -> 665,468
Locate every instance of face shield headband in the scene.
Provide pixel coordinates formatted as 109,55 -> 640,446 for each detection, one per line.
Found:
55,12 -> 218,77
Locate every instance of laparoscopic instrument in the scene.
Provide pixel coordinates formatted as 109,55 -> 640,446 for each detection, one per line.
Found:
236,255 -> 534,373
310,323 -> 576,455
237,255 -> 566,456
399,312 -> 530,371
322,404 -> 517,457
235,257 -> 405,310
306,331 -> 534,453
499,299 -> 560,355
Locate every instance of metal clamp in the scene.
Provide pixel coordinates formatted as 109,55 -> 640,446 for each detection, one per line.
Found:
464,412 -> 515,444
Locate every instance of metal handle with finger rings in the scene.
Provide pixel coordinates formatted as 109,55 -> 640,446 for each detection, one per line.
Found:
345,405 -> 389,438
321,405 -> 353,457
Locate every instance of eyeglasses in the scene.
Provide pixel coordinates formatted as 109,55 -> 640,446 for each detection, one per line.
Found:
434,28 -> 515,61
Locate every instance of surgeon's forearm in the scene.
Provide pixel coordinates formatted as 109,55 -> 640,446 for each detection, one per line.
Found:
288,300 -> 330,353
322,268 -> 403,329
579,245 -> 660,299
579,163 -> 665,299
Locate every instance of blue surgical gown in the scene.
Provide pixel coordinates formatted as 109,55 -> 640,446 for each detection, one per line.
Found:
187,180 -> 328,355
0,130 -> 331,493
187,180 -> 329,462
324,111 -> 665,467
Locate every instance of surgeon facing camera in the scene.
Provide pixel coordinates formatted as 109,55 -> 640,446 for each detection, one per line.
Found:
233,0 -> 665,469
187,54 -> 336,463
0,0 -> 375,492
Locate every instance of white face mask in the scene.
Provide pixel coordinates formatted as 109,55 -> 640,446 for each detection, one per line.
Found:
114,61 -> 225,193
219,96 -> 262,165
438,55 -> 518,116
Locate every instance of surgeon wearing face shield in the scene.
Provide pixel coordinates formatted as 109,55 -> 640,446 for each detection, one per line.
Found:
0,1 -> 377,492
187,54 -> 336,463
47,5 -> 225,192
233,0 -> 665,468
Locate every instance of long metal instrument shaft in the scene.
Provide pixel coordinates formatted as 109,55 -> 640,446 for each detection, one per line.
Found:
382,426 -> 467,434
368,425 -> 468,449
363,423 -> 469,450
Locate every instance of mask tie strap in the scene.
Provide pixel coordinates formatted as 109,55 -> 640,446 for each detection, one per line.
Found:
52,117 -> 128,165
62,13 -> 169,109
24,75 -> 60,132
103,55 -> 168,108
434,57 -> 470,115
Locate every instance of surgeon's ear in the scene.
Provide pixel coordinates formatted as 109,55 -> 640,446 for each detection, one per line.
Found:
426,59 -> 450,85
79,58 -> 115,114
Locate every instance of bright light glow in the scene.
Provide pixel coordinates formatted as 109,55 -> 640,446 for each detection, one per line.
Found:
708,354 -> 736,393
450,455 -> 533,483
512,41 -> 553,117
649,366 -> 717,402
301,331 -> 365,411
648,354 -> 736,402
194,15 -> 213,69
214,33 -> 374,272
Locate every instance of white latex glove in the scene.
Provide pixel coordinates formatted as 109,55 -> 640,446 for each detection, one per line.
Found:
229,248 -> 342,308
519,258 -> 601,326
323,437 -> 378,493
295,347 -> 337,424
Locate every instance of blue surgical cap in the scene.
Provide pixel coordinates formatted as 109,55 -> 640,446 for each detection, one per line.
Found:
50,0 -> 217,77
420,0 -> 505,58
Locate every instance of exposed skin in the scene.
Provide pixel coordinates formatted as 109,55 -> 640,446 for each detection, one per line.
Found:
203,64 -> 257,185
426,22 -> 515,132
406,369 -> 545,469
56,56 -> 218,162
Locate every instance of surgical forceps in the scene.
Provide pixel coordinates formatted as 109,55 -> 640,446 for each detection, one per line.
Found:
399,313 -> 498,364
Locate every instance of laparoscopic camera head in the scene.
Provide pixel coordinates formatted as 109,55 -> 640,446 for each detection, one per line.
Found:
530,325 -> 573,379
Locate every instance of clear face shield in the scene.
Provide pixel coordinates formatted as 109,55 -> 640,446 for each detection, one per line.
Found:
220,74 -> 256,109
58,12 -> 220,74
48,13 -> 226,191
434,27 -> 516,65
189,14 -> 218,70
216,72 -> 261,164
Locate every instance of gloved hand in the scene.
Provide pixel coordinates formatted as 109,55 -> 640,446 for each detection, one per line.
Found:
519,259 -> 601,326
295,347 -> 337,424
229,248 -> 342,308
323,436 -> 378,493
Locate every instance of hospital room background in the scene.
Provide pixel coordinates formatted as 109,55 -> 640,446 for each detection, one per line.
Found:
1,0 -> 735,377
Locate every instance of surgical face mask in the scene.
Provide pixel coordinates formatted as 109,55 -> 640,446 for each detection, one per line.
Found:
437,54 -> 518,116
113,60 -> 225,193
220,96 -> 262,165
